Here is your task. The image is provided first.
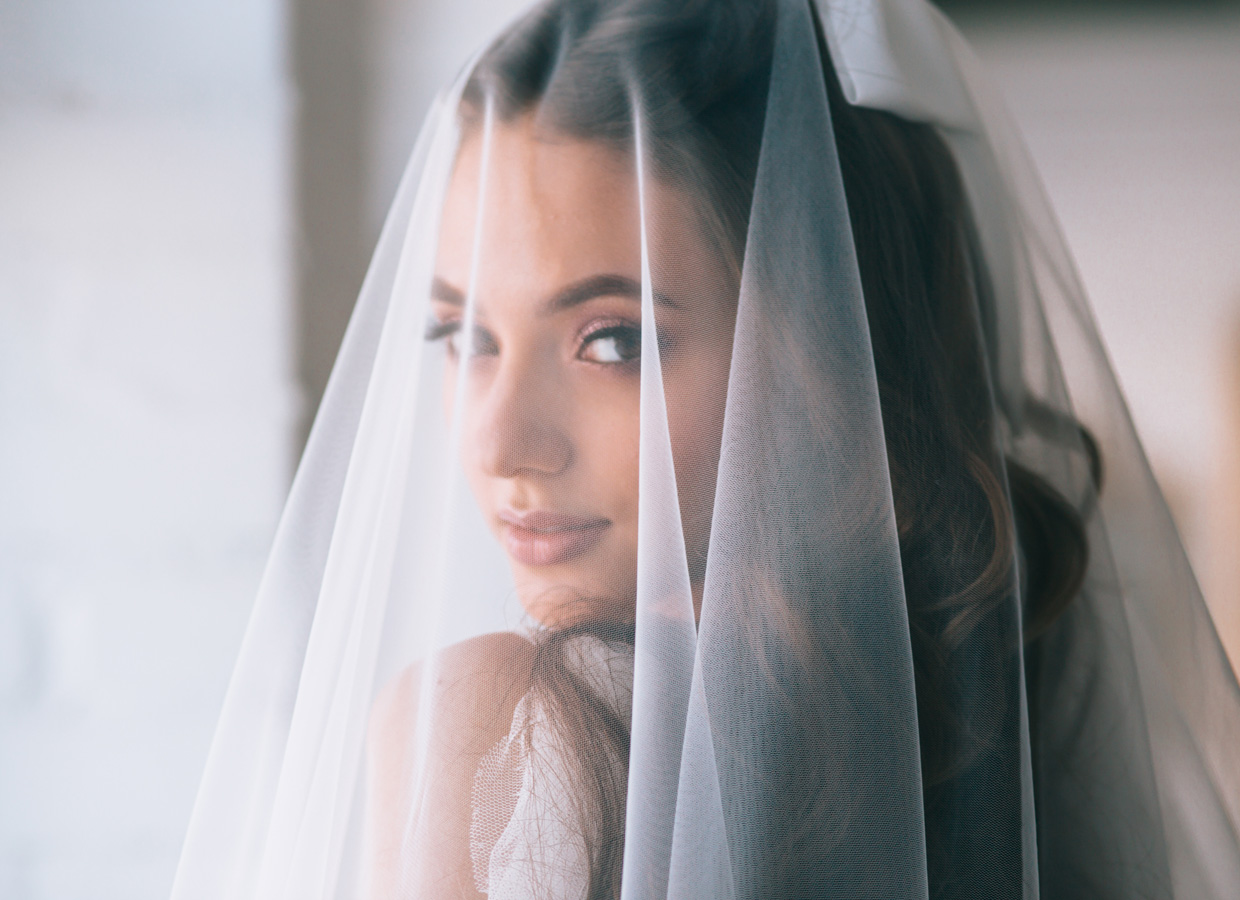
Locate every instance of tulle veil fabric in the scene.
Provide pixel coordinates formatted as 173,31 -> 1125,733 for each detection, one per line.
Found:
170,1 -> 1240,898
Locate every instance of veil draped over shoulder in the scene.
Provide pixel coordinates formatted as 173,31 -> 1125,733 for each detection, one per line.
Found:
171,1 -> 1240,897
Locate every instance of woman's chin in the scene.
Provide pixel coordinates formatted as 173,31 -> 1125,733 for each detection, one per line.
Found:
514,569 -> 637,627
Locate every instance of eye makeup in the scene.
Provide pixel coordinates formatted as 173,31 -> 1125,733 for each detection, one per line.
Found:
578,319 -> 642,365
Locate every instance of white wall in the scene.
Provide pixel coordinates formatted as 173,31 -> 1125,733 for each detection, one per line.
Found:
367,0 -> 531,235
0,1 -> 292,897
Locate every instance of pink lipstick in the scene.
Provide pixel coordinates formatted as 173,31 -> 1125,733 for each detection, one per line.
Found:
498,509 -> 611,567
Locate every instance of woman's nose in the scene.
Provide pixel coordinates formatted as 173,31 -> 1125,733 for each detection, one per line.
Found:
472,356 -> 573,479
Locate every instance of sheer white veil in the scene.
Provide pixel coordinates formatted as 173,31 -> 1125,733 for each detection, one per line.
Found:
171,1 -> 1240,898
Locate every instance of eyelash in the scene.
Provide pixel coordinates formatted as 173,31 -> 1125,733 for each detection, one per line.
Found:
423,316 -> 643,365
423,318 -> 497,359
424,319 -> 462,344
578,320 -> 642,365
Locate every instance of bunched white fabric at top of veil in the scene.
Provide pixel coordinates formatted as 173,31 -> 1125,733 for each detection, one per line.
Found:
170,0 -> 1240,897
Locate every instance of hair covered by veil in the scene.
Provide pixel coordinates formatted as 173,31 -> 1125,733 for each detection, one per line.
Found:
170,1 -> 1240,899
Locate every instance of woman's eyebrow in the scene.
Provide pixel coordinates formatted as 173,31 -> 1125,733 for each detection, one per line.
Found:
546,274 -> 680,313
430,274 -> 680,311
431,277 -> 465,306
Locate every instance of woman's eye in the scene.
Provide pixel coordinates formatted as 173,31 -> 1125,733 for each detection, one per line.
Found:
580,325 -> 641,364
424,319 -> 498,359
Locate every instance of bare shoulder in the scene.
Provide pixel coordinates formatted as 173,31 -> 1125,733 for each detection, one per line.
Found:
365,633 -> 537,897
369,631 -> 537,755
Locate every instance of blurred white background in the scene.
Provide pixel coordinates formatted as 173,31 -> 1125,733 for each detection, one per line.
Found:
0,0 -> 291,896
1,1 -> 1238,898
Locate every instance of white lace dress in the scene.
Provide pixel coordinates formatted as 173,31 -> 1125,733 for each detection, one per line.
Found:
470,634 -> 635,900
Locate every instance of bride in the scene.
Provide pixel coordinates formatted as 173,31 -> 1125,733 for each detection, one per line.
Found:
172,1 -> 1240,898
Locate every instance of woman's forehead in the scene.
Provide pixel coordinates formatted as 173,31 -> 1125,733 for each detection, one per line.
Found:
437,117 -> 732,314
438,119 -> 640,281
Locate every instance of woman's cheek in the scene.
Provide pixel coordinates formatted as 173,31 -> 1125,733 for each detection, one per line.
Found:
590,383 -> 640,501
571,380 -> 640,572
668,355 -> 729,482
665,353 -> 731,562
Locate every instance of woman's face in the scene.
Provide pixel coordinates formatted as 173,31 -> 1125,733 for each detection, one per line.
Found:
431,116 -> 735,625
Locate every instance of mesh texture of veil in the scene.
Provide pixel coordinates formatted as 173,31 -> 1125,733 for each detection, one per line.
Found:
171,1 -> 1240,897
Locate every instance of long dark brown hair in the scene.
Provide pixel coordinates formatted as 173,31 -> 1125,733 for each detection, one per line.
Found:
463,1 -> 1099,897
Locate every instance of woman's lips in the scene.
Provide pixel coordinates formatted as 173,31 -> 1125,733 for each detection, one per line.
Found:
498,509 -> 611,567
